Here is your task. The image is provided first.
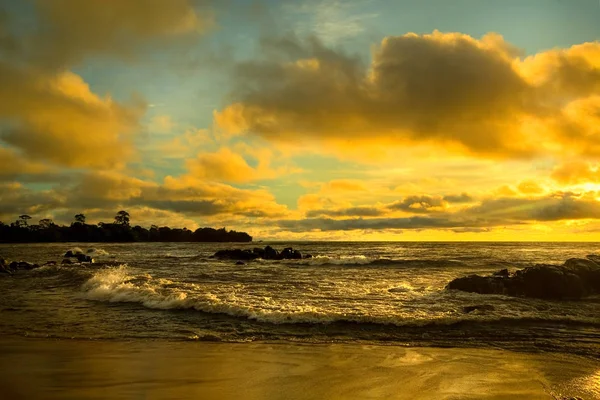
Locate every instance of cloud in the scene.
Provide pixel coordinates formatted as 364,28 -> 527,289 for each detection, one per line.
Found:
0,1 -> 217,170
28,0 -> 213,69
282,191 -> 600,232
306,206 -> 384,218
0,147 -> 53,181
0,67 -> 145,168
183,147 -> 298,183
517,180 -> 545,194
284,0 -> 378,43
551,161 -> 600,186
0,182 -> 65,220
214,32 -> 600,161
149,115 -> 175,134
58,170 -> 291,219
325,179 -> 367,191
443,193 -> 473,203
388,195 -> 448,214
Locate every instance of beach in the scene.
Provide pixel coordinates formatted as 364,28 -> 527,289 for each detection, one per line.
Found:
1,242 -> 600,399
0,338 -> 598,400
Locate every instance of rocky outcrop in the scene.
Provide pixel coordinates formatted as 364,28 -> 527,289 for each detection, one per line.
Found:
446,255 -> 600,299
63,249 -> 93,263
213,246 -> 312,261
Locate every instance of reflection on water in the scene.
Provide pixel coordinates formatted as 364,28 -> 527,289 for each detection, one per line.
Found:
0,339 -> 598,400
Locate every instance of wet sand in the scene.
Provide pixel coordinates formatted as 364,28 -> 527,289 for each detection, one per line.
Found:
0,339 -> 598,400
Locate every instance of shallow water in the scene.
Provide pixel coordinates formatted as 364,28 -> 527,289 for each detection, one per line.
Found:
1,242 -> 599,358
0,339 -> 598,400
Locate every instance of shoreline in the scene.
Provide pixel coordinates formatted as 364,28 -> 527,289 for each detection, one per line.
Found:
0,338 -> 598,399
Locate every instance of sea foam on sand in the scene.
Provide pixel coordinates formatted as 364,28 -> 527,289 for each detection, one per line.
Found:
0,339 -> 597,399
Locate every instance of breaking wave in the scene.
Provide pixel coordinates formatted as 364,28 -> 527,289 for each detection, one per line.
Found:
80,266 -> 600,328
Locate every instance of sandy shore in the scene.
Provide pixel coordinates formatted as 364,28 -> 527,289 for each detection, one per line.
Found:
0,339 -> 598,399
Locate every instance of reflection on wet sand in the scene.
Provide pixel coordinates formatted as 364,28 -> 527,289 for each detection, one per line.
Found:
0,339 -> 597,400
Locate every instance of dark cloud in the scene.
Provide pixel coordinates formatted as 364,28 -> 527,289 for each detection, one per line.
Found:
216,32 -> 600,159
443,193 -> 473,203
306,206 -> 385,218
387,195 -> 447,213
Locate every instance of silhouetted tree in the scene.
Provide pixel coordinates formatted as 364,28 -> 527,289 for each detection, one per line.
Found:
74,214 -> 86,224
0,217 -> 251,243
17,215 -> 31,227
39,219 -> 54,229
114,210 -> 130,226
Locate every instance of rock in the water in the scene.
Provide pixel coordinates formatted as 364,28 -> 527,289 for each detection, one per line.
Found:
446,257 -> 600,299
446,274 -> 508,295
213,249 -> 259,261
214,246 -> 308,261
8,261 -> 40,271
64,249 -> 84,258
235,261 -> 245,265
75,253 -> 93,263
61,259 -> 73,264
280,247 -> 302,260
252,247 -> 266,258
264,246 -> 279,260
303,254 -> 313,259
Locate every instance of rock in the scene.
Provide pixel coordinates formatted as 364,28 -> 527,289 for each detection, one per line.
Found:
252,247 -> 266,258
280,247 -> 302,259
213,249 -> 259,261
8,261 -> 40,271
303,254 -> 313,259
447,257 -> 600,299
493,268 -> 510,278
214,246 -> 310,261
43,261 -> 57,266
75,253 -> 93,263
61,259 -> 73,264
281,247 -> 294,259
235,261 -> 245,266
64,249 -> 83,258
446,274 -> 508,295
462,304 -> 495,313
264,246 -> 279,260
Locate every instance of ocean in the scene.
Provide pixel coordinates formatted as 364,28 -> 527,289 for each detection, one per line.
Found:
1,241 -> 599,359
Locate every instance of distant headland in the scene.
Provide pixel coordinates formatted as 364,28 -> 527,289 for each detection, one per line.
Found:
0,211 -> 252,243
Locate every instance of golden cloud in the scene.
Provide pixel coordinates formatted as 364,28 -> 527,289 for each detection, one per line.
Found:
0,147 -> 52,179
551,161 -> 600,185
0,66 -> 144,168
214,32 -> 600,160
184,147 -> 300,183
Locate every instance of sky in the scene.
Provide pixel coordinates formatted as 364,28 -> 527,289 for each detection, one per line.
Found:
1,0 -> 600,241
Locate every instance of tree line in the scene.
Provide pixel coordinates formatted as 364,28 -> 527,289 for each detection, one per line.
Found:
0,211 -> 252,243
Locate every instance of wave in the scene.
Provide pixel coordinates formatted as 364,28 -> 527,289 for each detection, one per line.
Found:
260,256 -> 468,268
63,247 -> 109,256
86,248 -> 109,256
80,266 -> 600,328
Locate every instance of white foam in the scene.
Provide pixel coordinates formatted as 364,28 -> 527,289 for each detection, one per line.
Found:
80,266 -> 600,328
86,248 -> 109,256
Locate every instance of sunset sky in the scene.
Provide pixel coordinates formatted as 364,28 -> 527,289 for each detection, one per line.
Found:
1,0 -> 600,240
